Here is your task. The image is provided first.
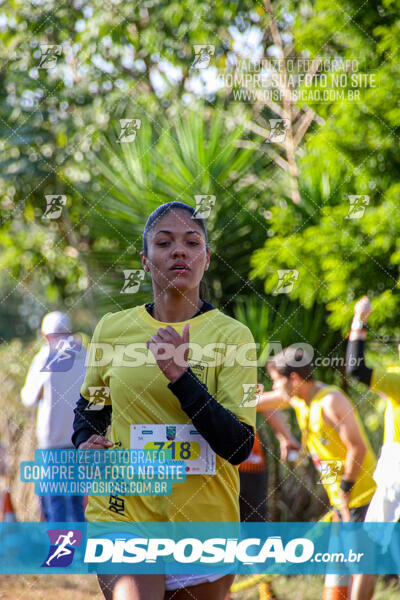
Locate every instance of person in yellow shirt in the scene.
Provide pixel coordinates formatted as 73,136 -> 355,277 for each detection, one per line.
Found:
257,346 -> 376,600
72,201 -> 257,600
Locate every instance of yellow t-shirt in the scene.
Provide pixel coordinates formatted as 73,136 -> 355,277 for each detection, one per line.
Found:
291,385 -> 376,510
80,304 -> 257,522
370,367 -> 400,445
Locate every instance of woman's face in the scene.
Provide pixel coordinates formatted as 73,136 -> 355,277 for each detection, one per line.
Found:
140,209 -> 210,295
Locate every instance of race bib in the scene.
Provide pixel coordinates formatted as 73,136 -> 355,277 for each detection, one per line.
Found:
130,424 -> 216,475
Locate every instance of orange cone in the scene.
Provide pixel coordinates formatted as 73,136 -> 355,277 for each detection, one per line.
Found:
322,574 -> 350,599
1,487 -> 17,522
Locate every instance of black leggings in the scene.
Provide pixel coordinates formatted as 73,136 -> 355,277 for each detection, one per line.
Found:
239,470 -> 268,522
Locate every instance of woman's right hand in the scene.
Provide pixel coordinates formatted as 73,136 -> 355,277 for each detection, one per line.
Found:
78,435 -> 114,449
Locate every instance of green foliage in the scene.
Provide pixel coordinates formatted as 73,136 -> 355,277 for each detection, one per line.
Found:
233,294 -> 341,383
0,0 -> 266,337
251,0 -> 400,335
85,105 -> 269,313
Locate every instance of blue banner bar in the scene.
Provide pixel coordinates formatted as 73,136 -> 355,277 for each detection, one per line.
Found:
1,522 -> 400,574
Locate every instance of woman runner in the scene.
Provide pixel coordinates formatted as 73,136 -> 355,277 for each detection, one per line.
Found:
72,201 -> 257,600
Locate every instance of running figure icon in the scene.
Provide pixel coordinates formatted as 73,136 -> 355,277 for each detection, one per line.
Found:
45,530 -> 77,566
44,335 -> 77,372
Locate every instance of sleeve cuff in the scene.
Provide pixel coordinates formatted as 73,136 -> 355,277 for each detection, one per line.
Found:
167,367 -> 206,410
71,429 -> 94,449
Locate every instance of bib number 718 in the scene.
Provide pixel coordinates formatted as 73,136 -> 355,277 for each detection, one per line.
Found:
144,441 -> 200,460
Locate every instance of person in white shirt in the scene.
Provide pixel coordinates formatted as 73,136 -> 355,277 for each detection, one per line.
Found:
21,311 -> 86,522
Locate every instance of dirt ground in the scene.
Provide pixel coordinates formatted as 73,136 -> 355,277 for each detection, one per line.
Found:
0,575 -> 102,600
0,575 -> 399,600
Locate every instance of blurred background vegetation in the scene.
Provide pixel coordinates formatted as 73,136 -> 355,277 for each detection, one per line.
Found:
1,0 -> 399,525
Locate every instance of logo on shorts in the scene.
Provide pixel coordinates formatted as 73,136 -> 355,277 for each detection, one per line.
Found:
42,529 -> 82,568
166,426 -> 176,441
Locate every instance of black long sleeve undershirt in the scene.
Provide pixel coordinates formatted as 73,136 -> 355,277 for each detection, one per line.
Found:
346,338 -> 372,386
72,396 -> 112,449
72,371 -> 254,465
167,367 -> 254,465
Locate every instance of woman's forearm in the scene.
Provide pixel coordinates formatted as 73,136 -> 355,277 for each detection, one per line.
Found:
168,367 -> 254,465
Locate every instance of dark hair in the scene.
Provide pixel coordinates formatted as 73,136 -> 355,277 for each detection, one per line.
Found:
142,201 -> 210,300
267,347 -> 314,381
142,201 -> 209,254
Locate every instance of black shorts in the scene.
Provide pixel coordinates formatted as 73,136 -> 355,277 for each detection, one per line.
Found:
239,470 -> 268,522
335,503 -> 370,522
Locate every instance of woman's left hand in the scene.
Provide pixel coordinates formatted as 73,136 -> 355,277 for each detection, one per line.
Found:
146,323 -> 190,383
